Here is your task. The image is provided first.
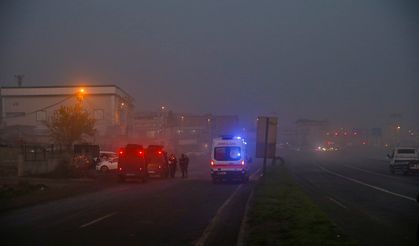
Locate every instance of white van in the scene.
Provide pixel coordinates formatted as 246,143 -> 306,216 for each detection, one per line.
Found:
210,136 -> 249,183
387,147 -> 419,174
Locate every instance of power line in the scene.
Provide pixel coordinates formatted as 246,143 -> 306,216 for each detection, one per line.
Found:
1,94 -> 76,120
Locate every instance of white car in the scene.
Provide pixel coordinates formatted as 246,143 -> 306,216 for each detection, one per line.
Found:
387,147 -> 419,174
96,151 -> 118,172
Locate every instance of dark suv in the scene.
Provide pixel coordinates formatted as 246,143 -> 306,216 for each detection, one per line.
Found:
117,144 -> 148,182
145,145 -> 169,178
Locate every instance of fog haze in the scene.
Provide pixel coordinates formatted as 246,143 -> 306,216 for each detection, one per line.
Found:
1,0 -> 418,127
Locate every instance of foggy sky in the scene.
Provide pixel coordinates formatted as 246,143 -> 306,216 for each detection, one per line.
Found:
1,0 -> 418,128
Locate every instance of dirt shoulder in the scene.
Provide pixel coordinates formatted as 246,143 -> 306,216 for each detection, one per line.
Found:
0,174 -> 118,213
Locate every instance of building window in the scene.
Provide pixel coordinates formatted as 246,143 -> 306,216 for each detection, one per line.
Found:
6,112 -> 25,117
36,111 -> 47,121
94,109 -> 104,120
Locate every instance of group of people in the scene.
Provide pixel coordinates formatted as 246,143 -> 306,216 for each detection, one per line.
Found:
167,153 -> 189,178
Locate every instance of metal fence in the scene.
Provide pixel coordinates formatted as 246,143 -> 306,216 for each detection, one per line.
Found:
22,144 -> 66,161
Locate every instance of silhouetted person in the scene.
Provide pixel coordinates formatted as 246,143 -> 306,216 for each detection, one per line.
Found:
168,154 -> 177,178
179,153 -> 189,178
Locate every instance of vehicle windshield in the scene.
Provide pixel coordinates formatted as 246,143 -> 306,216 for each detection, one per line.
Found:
397,149 -> 416,154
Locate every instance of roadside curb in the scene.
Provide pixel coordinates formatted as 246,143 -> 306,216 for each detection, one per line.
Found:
236,186 -> 255,246
236,168 -> 262,246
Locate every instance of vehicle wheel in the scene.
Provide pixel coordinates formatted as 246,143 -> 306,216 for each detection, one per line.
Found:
389,166 -> 395,175
100,166 -> 109,173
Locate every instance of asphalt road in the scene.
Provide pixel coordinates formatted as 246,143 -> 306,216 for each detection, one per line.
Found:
283,150 -> 419,246
0,156 -> 261,246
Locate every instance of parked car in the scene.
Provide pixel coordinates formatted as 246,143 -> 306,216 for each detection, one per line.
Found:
387,147 -> 419,174
96,151 -> 118,172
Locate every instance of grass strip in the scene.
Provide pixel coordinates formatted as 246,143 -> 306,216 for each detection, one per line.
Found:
246,164 -> 357,246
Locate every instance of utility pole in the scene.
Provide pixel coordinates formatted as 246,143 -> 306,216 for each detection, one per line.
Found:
14,74 -> 24,87
262,117 -> 269,175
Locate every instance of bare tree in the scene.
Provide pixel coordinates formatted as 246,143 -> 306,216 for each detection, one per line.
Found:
45,103 -> 96,149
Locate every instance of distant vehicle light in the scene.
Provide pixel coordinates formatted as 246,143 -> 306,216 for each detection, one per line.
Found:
241,160 -> 245,165
158,151 -> 162,155
118,167 -> 122,171
210,160 -> 215,166
138,150 -> 143,155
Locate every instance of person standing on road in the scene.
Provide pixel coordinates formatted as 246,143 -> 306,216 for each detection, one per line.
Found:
168,154 -> 177,178
179,153 -> 190,178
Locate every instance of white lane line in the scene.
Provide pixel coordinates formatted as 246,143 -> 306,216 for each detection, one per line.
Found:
328,197 -> 347,209
342,164 -> 394,179
195,185 -> 242,246
250,167 -> 262,181
195,167 -> 261,246
80,212 -> 118,228
318,166 -> 416,202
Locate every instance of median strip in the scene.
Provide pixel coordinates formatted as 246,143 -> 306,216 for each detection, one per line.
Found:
245,164 -> 356,246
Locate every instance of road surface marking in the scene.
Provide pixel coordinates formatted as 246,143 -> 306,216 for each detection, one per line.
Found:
250,167 -> 262,181
80,212 -> 118,228
195,167 -> 261,246
342,164 -> 395,179
328,197 -> 347,209
319,166 -> 416,202
195,185 -> 242,246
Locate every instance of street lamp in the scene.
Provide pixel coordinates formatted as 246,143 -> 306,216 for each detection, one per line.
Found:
77,88 -> 85,102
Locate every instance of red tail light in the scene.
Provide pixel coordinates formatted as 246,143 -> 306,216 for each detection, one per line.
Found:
157,151 -> 162,155
210,160 -> 215,166
118,167 -> 122,171
118,148 -> 124,155
138,150 -> 144,156
158,165 -> 161,169
241,160 -> 245,165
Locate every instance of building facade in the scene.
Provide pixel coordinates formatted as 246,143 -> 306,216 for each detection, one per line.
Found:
0,85 -> 133,146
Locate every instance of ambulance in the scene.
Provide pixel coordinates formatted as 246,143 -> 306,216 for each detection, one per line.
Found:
210,136 -> 249,183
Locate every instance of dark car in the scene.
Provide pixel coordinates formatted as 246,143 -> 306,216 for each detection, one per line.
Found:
117,144 -> 148,182
145,145 -> 169,178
